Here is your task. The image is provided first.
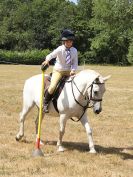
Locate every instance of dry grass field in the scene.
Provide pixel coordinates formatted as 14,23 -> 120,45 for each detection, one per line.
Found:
0,64 -> 133,177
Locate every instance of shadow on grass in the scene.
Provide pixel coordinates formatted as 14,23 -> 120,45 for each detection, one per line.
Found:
96,145 -> 133,160
17,139 -> 133,160
44,140 -> 133,160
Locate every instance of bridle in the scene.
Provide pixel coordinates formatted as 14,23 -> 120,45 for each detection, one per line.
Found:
89,81 -> 103,102
70,77 -> 104,122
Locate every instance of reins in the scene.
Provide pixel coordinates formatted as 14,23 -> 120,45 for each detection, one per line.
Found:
70,76 -> 104,122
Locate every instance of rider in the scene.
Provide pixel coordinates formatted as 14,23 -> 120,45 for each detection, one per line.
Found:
41,29 -> 78,113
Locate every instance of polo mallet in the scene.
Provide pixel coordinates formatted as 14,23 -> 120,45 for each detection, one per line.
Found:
32,69 -> 45,157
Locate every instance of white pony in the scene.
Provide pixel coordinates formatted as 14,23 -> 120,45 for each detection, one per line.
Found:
16,69 -> 110,153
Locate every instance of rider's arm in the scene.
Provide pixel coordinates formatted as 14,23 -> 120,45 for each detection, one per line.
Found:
45,47 -> 60,62
71,48 -> 78,73
42,47 -> 60,67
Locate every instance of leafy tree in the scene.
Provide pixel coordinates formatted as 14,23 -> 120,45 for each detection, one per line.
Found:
0,0 -> 133,65
47,0 -> 78,48
90,0 -> 133,64
0,0 -> 33,50
127,41 -> 133,64
72,0 -> 93,63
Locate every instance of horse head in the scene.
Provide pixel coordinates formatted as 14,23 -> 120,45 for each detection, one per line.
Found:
87,74 -> 111,114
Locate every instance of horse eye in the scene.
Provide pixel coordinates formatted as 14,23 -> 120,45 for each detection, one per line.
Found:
94,91 -> 98,95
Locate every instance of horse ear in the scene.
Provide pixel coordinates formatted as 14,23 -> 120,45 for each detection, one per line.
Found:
103,75 -> 111,82
95,77 -> 99,83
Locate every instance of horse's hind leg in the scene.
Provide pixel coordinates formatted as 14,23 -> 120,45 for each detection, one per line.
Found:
16,102 -> 34,141
57,114 -> 67,152
80,114 -> 96,153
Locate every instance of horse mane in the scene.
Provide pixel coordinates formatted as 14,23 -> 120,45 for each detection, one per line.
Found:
78,69 -> 100,75
77,69 -> 101,81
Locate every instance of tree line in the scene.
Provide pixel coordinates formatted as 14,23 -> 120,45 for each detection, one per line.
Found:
0,0 -> 133,65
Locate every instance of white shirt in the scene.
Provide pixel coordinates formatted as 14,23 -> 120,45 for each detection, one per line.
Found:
46,45 -> 78,71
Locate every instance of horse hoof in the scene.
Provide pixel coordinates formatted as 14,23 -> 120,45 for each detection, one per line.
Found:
15,136 -> 20,141
40,140 -> 44,146
89,149 -> 97,153
15,134 -> 23,141
57,146 -> 65,152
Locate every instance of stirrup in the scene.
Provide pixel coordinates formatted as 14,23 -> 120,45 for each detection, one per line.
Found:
43,104 -> 49,113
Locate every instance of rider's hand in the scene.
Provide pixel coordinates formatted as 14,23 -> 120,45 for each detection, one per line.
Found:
70,70 -> 76,76
41,60 -> 49,71
42,60 -> 49,66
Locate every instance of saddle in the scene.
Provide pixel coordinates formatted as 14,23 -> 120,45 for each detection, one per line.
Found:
44,73 -> 69,112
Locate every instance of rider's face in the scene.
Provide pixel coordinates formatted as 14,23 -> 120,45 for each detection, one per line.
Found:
64,40 -> 73,48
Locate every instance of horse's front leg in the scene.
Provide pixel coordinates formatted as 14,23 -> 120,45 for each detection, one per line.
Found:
57,114 -> 67,152
80,113 -> 96,153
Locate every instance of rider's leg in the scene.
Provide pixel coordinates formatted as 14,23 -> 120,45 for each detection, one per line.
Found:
43,70 -> 62,113
43,90 -> 53,113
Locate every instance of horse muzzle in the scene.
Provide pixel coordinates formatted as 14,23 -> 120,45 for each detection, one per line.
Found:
93,101 -> 102,114
93,105 -> 102,114
94,109 -> 102,114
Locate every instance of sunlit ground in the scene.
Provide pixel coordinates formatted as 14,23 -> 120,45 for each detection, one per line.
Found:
0,64 -> 132,177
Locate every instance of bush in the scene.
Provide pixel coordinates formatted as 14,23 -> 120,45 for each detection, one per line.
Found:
78,51 -> 97,65
0,49 -> 50,65
127,42 -> 133,65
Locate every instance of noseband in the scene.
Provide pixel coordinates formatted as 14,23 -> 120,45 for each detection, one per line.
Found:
70,77 -> 104,122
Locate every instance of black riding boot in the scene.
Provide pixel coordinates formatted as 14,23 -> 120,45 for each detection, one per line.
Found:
43,90 -> 52,113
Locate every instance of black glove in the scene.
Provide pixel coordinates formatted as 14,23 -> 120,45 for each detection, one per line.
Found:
41,64 -> 49,71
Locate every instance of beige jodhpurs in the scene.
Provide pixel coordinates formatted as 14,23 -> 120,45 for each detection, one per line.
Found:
48,69 -> 70,94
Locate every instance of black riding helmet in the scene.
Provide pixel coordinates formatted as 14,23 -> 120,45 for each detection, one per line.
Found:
61,29 -> 75,41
